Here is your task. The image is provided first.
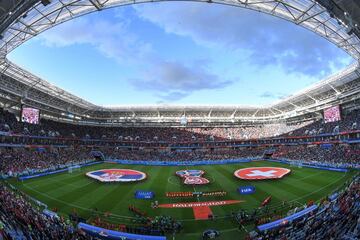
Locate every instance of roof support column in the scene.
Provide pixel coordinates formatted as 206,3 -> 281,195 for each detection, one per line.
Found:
89,0 -> 103,10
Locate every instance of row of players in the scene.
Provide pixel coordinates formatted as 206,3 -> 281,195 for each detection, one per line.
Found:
1,144 -> 359,177
1,108 -> 360,141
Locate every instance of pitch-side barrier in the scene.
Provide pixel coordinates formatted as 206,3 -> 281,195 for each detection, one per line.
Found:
78,222 -> 166,240
267,159 -> 348,172
257,205 -> 318,231
106,158 -> 254,166
18,161 -> 102,181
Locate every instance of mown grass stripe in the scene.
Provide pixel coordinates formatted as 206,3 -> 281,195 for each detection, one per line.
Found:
9,162 -> 357,240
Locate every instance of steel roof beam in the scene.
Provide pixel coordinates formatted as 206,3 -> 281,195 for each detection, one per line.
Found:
0,0 -> 359,121
89,0 -> 103,10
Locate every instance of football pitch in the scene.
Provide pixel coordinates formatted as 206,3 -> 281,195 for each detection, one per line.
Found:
8,161 -> 357,239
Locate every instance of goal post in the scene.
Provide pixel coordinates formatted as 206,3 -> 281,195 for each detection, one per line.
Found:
68,165 -> 81,173
290,161 -> 302,168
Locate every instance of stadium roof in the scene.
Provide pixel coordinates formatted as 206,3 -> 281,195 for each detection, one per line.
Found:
0,0 -> 360,125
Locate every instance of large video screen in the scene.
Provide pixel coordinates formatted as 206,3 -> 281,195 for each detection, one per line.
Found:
324,106 -> 341,123
21,107 -> 40,124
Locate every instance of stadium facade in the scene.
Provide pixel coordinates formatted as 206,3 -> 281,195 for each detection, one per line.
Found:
1,3 -> 360,239
0,0 -> 360,127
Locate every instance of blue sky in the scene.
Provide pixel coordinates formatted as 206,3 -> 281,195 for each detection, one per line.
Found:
8,2 -> 353,106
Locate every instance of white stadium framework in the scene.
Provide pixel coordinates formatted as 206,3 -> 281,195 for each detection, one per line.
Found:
0,0 -> 360,126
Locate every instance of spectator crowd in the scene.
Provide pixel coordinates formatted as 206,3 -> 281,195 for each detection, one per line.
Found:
1,107 -> 360,143
0,184 -> 91,240
1,143 -> 359,177
105,148 -> 264,162
0,147 -> 94,177
285,109 -> 360,136
273,144 -> 360,169
249,176 -> 360,240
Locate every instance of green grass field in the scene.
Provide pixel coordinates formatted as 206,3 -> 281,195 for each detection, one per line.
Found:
7,161 -> 357,239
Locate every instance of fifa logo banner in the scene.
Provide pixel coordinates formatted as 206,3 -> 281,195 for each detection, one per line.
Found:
176,170 -> 210,185
238,186 -> 256,195
135,191 -> 155,199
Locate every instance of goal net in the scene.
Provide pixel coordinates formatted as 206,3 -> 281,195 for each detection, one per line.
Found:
68,165 -> 81,173
290,161 -> 303,168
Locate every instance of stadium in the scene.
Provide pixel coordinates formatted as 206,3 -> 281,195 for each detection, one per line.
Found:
0,0 -> 360,240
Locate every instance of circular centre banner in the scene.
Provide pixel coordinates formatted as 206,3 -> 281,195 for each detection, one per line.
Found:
234,167 -> 291,180
176,170 -> 210,185
86,169 -> 147,182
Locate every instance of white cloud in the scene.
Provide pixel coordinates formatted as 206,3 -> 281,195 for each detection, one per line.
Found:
130,60 -> 233,101
134,2 -> 353,77
37,10 -> 233,101
38,17 -> 152,64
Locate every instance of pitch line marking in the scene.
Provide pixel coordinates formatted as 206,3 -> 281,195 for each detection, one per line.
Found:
19,171 -> 350,239
19,168 -> 350,224
24,171 -> 91,189
21,183 -> 137,221
293,171 -> 324,181
167,176 -> 182,186
267,171 -> 349,211
34,177 -> 93,189
192,185 -> 200,202
175,226 -> 242,238
204,175 -> 216,184
180,171 -> 349,221
239,223 -> 248,233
